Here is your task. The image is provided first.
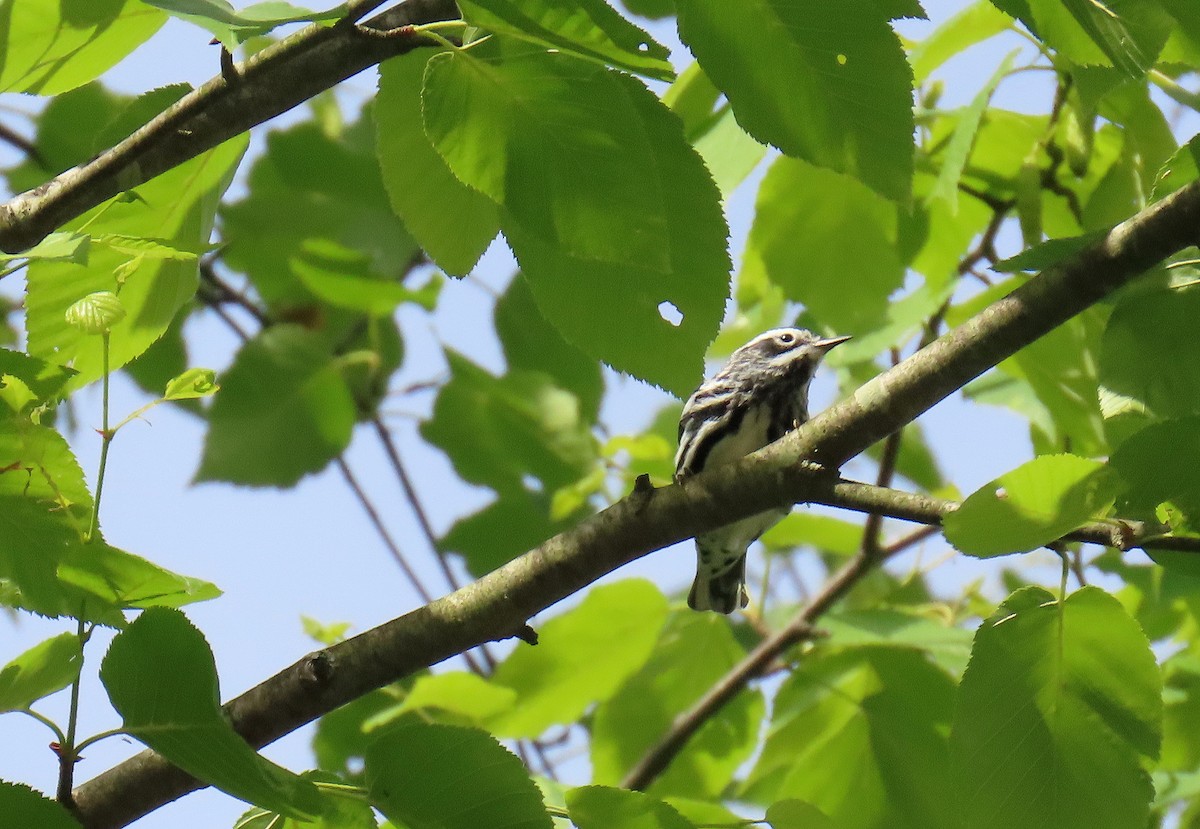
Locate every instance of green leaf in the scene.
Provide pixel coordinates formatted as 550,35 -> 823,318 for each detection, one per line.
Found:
566,787 -> 693,829
101,607 -> 324,818
236,770 -> 376,829
393,672 -> 517,725
741,648 -> 955,829
950,586 -> 1160,829
455,0 -> 673,80
1100,283 -> 1200,419
503,72 -> 730,397
489,579 -> 668,738
0,421 -> 93,523
142,0 -> 344,48
0,781 -> 81,829
197,325 -> 357,486
993,0 -> 1170,77
495,275 -> 603,422
93,83 -> 192,153
0,232 -> 90,264
0,0 -> 166,95
676,0 -> 914,201
926,51 -> 1017,210
992,230 -> 1105,272
1002,312 -> 1107,457
909,1 -> 1012,83
742,157 -> 904,334
376,50 -> 499,276
421,352 -> 597,495
0,349 -> 76,402
221,111 -> 418,312
365,720 -> 552,829
25,135 -> 247,390
290,238 -> 437,316
819,609 -> 974,678
1110,417 -> 1200,530
439,491 -> 573,577
592,612 -> 764,798
423,48 -> 670,273
766,800 -> 840,829
760,512 -> 863,557
58,544 -> 221,610
0,633 -> 83,711
163,367 -> 218,401
944,454 -> 1120,557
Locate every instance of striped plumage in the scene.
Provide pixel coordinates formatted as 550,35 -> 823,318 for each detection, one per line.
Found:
676,328 -> 849,613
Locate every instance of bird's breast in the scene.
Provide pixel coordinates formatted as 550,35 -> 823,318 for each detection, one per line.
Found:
704,404 -> 773,469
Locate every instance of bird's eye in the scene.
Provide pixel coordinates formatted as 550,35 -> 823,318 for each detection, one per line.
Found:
777,332 -> 795,346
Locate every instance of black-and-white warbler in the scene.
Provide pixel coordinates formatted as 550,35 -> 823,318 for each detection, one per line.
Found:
676,328 -> 849,613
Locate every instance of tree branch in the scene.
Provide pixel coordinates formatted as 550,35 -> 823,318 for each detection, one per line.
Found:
72,182 -> 1200,827
0,0 -> 460,253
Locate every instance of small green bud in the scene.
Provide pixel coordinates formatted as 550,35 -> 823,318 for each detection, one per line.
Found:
65,291 -> 126,335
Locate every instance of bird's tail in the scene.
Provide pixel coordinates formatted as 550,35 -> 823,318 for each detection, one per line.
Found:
688,554 -> 749,614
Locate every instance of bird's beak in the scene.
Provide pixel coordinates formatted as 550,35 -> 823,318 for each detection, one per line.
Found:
814,335 -> 852,352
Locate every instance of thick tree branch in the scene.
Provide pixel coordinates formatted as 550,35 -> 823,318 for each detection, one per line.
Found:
0,0 -> 460,253
72,182 -> 1200,827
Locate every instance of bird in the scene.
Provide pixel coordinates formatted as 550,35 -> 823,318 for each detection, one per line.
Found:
675,328 -> 850,613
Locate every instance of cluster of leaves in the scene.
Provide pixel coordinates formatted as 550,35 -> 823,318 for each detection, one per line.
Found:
5,0 -> 1200,827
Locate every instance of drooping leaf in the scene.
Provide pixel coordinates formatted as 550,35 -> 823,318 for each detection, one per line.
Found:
424,47 -> 672,273
950,586 -> 1160,829
0,0 -> 166,95
455,0 -> 673,80
365,720 -> 552,829
567,787 -> 693,829
489,579 -> 668,738
25,135 -> 247,390
819,608 -> 974,678
100,608 -> 324,818
742,157 -> 904,334
196,325 -> 357,486
376,50 -> 499,276
0,633 -> 83,712
675,0 -> 914,201
501,72 -> 730,397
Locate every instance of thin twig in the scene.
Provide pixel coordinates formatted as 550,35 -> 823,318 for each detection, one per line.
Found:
371,417 -> 498,672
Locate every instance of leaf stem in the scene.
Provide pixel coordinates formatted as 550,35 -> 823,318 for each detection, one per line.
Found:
74,728 -> 128,756
56,617 -> 91,806
87,333 -> 113,543
18,707 -> 66,744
